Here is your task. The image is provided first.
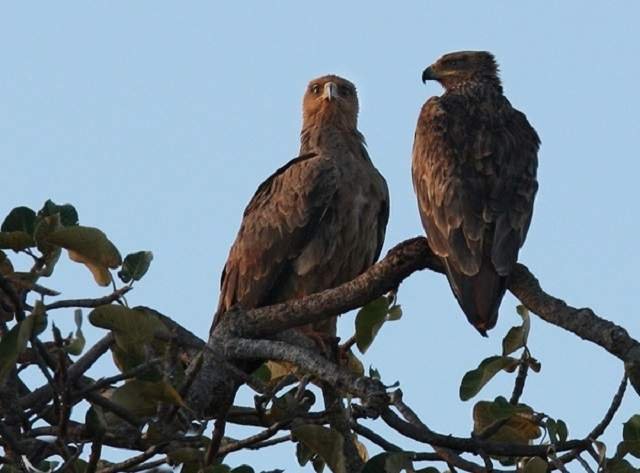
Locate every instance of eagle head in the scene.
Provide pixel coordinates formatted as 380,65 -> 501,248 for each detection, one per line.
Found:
422,51 -> 500,90
302,75 -> 359,130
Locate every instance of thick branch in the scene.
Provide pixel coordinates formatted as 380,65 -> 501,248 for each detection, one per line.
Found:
381,407 -> 586,458
509,264 -> 640,364
225,237 -> 443,338
220,237 -> 639,367
224,338 -> 387,405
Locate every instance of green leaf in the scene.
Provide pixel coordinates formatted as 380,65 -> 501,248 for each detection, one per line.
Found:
118,251 -> 153,283
528,357 -> 542,373
355,297 -> 390,353
623,415 -> 640,458
252,363 -> 272,383
0,231 -> 35,251
547,418 -> 558,443
387,305 -> 403,321
205,466 -> 231,473
369,366 -> 381,380
0,303 -> 46,382
556,419 -> 568,443
502,306 -> 531,355
296,441 -> 315,466
292,425 -> 346,473
267,387 -> 314,423
65,309 -> 86,355
46,226 -> 122,286
167,446 -> 205,466
459,356 -> 519,401
472,396 -> 541,443
312,456 -> 325,473
522,457 -> 548,473
1,207 -> 36,234
85,404 -> 108,438
230,466 -> 255,473
89,305 -> 169,374
109,379 -> 186,421
502,326 -> 525,356
362,452 -> 412,473
546,417 -> 567,444
606,458 -> 639,473
33,214 -> 62,277
38,200 -> 79,227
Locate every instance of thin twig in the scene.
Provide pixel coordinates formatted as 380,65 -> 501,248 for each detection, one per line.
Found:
548,452 -> 570,473
0,422 -> 23,456
55,444 -> 83,473
381,407 -> 586,457
85,441 -> 102,473
53,327 -> 72,444
575,455 -> 595,473
8,277 -> 60,297
45,286 -> 132,311
510,353 -> 529,405
95,444 -> 164,473
217,421 -> 286,455
84,391 -> 142,428
124,458 -> 167,472
339,335 -> 357,353
555,373 -> 628,469
204,417 -> 226,465
351,422 -> 403,453
75,358 -> 161,397
246,434 -> 292,450
587,373 -> 627,440
21,334 -> 114,409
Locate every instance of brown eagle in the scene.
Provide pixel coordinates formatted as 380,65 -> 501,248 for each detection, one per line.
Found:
412,51 -> 539,335
212,75 -> 389,348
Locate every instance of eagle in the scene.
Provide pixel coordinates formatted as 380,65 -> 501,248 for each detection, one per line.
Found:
212,75 -> 389,352
412,51 -> 539,335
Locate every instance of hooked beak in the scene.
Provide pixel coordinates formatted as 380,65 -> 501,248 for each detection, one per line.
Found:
323,81 -> 338,101
422,66 -> 437,83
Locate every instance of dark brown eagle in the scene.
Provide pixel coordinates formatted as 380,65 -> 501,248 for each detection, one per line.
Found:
212,75 -> 389,348
412,51 -> 539,335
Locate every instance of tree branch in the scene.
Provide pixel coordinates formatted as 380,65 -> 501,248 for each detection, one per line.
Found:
215,237 -> 640,369
95,444 -> 164,473
224,237 -> 443,339
45,287 -> 131,311
223,337 -> 387,405
381,406 -> 586,458
509,264 -> 640,364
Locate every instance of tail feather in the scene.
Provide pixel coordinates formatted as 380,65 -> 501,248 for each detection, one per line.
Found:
443,257 -> 507,335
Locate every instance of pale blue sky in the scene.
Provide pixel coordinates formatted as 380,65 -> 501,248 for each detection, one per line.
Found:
2,2 -> 639,471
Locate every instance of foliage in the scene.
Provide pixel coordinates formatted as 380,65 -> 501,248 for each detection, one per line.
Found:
0,201 -> 638,473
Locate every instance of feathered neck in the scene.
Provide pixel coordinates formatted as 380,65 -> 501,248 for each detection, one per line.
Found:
299,124 -> 366,156
444,76 -> 503,96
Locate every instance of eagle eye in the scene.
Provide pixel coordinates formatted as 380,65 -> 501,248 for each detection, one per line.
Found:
311,84 -> 321,94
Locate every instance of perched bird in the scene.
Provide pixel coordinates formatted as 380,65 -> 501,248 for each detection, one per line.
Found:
212,75 -> 389,351
412,51 -> 539,335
